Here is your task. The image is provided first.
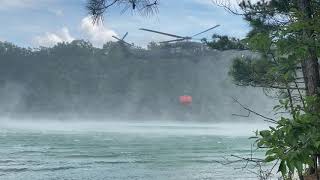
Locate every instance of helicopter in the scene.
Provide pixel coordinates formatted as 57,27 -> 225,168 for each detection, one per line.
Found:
139,25 -> 220,43
103,32 -> 133,56
112,32 -> 133,46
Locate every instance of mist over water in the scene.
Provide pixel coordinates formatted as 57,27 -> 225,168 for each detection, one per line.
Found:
0,42 -> 278,179
0,42 -> 275,121
0,119 -> 272,137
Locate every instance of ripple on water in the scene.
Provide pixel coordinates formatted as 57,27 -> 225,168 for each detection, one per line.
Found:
93,160 -> 152,165
64,153 -> 121,159
0,167 -> 29,173
32,166 -> 87,172
0,160 -> 15,163
0,166 -> 88,174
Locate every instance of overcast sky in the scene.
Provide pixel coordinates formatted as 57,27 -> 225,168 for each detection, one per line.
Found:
0,0 -> 250,48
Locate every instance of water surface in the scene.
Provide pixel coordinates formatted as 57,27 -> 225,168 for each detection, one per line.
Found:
0,121 -> 272,180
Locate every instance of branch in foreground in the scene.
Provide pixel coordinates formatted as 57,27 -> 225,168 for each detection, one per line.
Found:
214,152 -> 277,180
236,83 -> 306,91
231,97 -> 278,124
87,0 -> 159,23
213,0 -> 244,16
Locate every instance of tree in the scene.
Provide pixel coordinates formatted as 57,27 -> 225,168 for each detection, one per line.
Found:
86,0 -> 159,22
217,0 -> 320,179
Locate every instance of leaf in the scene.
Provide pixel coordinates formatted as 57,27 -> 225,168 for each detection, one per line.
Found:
278,160 -> 287,177
265,155 -> 277,162
294,161 -> 303,175
266,149 -> 274,156
273,105 -> 281,110
249,136 -> 259,139
259,130 -> 270,137
286,160 -> 295,172
269,126 -> 276,131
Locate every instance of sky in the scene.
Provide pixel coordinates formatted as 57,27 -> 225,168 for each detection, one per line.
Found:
0,0 -> 250,48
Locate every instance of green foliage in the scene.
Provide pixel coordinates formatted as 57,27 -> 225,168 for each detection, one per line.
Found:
257,96 -> 320,177
227,0 -> 320,178
229,56 -> 275,86
229,55 -> 297,91
204,34 -> 247,50
246,32 -> 272,54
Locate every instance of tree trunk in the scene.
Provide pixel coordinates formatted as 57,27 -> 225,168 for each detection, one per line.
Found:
303,49 -> 320,96
298,0 -> 320,179
298,0 -> 320,96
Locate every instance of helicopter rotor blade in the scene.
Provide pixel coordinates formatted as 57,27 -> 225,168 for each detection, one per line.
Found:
121,32 -> 128,40
159,38 -> 186,44
191,25 -> 220,37
123,41 -> 132,46
112,36 -> 122,41
112,36 -> 132,46
140,28 -> 185,39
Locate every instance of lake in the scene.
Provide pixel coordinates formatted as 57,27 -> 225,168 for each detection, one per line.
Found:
0,121 -> 276,180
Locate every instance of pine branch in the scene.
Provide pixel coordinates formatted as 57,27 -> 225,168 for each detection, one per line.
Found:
231,97 -> 278,124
